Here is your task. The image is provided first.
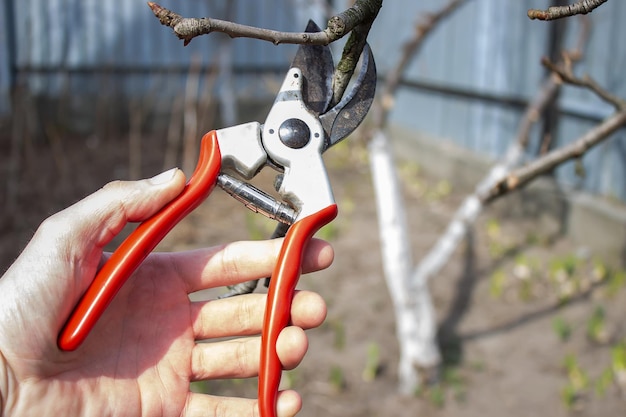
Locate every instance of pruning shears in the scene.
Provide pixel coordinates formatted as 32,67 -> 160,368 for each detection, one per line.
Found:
58,21 -> 376,417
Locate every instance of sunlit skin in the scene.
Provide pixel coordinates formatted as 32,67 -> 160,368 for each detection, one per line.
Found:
0,169 -> 333,417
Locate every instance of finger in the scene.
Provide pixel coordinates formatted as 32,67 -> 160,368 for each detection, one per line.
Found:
191,326 -> 307,381
182,390 -> 301,417
191,291 -> 326,339
156,238 -> 334,293
41,168 -> 186,252
11,169 -> 186,326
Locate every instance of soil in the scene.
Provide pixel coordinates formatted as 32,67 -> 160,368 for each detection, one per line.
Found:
1,131 -> 625,416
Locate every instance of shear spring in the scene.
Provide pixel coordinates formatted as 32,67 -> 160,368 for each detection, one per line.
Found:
217,174 -> 296,225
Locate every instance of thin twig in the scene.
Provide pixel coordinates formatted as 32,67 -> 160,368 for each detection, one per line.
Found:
542,56 -> 626,110
528,0 -> 608,21
182,55 -> 202,175
163,94 -> 184,171
6,89 -> 25,217
371,0 -> 469,129
43,123 -> 69,180
128,98 -> 143,180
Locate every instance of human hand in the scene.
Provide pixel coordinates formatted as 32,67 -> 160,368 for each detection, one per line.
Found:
0,168 -> 333,417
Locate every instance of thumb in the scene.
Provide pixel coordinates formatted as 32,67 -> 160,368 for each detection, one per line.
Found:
0,169 -> 186,343
55,168 -> 187,251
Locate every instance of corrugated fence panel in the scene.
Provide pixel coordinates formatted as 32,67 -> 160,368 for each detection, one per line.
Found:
368,0 -> 626,202
2,0 -> 626,201
7,0 -> 303,97
372,0 -> 550,155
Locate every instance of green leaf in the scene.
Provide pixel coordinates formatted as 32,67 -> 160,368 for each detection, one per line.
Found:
552,317 -> 572,342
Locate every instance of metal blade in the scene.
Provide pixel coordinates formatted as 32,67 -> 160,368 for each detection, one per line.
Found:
290,20 -> 334,115
319,44 -> 377,150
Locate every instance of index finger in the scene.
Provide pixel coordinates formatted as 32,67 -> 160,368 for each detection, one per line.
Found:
148,238 -> 333,294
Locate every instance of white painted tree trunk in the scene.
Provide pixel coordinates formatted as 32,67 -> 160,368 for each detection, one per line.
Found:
368,130 -> 441,393
367,127 -> 525,393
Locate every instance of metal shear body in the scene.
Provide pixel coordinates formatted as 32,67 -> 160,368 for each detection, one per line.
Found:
58,22 -> 376,417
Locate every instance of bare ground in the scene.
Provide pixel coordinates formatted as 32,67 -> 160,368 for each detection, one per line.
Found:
1,131 -> 625,416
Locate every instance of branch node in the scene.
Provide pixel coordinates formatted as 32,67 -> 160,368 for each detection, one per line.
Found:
506,176 -> 519,189
327,15 -> 347,38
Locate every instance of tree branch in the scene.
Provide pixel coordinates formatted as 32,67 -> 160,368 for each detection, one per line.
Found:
407,17 -> 589,343
481,18 -> 626,203
485,110 -> 626,202
147,0 -> 382,107
412,70 -> 563,296
528,0 -> 608,21
147,1 -> 379,47
329,0 -> 381,107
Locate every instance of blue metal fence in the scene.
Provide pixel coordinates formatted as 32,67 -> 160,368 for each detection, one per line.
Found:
2,0 -> 625,201
368,0 -> 626,201
1,0 -> 304,100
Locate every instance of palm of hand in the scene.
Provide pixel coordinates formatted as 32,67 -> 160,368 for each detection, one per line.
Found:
1,240 -> 196,416
0,174 -> 330,417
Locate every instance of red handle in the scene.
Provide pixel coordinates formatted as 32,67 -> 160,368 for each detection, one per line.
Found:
258,204 -> 338,417
58,131 -> 222,351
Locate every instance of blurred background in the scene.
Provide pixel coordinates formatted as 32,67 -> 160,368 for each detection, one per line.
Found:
1,1 -> 625,416
1,0 -> 625,200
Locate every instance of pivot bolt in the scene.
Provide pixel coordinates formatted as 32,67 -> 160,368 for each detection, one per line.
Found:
278,118 -> 310,149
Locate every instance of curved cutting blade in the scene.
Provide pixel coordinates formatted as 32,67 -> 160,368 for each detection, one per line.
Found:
319,43 -> 377,150
290,20 -> 334,115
